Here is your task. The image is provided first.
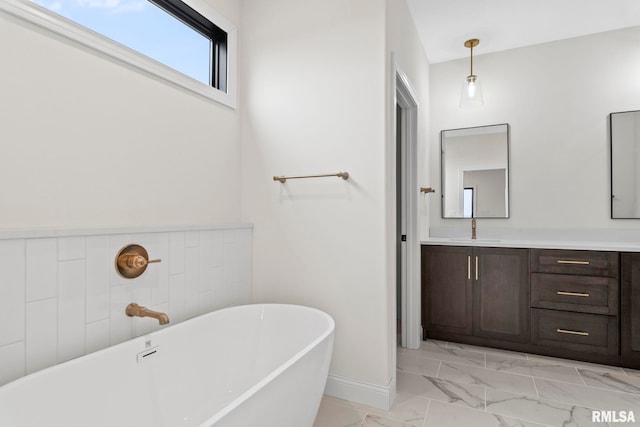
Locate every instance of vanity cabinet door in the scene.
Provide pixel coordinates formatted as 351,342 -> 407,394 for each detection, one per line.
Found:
474,247 -> 530,343
621,253 -> 640,366
421,245 -> 473,338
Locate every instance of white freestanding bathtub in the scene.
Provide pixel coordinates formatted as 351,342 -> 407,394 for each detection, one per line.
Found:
0,304 -> 335,427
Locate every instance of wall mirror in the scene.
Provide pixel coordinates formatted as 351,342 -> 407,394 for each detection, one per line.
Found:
611,110 -> 640,218
441,123 -> 510,218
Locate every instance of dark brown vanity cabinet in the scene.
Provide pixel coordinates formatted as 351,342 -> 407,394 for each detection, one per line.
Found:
420,245 -> 640,367
421,246 -> 473,337
421,245 -> 530,344
530,249 -> 619,358
621,253 -> 640,368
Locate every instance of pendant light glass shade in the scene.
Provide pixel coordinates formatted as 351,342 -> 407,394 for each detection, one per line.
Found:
460,38 -> 484,108
460,74 -> 483,108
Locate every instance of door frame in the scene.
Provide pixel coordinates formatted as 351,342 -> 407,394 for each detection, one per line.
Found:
394,62 -> 421,350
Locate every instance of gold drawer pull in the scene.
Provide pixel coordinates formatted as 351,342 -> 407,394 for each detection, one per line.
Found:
467,256 -> 471,280
556,260 -> 590,265
557,291 -> 590,297
556,328 -> 589,336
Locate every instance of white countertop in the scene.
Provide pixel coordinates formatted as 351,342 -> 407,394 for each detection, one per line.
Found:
424,226 -> 640,252
421,237 -> 640,252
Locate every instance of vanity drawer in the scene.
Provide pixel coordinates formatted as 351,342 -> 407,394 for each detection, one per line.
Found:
530,249 -> 618,277
531,309 -> 618,355
531,273 -> 618,315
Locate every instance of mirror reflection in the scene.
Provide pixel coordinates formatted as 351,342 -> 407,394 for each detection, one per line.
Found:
441,124 -> 510,218
611,110 -> 640,218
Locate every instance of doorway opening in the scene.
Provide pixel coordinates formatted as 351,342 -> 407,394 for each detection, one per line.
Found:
396,103 -> 404,345
395,69 -> 420,351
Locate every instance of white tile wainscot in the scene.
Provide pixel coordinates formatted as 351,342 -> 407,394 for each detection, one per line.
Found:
0,224 -> 253,386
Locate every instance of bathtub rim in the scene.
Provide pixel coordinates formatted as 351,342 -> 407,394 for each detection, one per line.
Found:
197,303 -> 335,426
0,303 -> 335,427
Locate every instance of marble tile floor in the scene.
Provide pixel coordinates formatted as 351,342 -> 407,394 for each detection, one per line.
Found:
313,340 -> 640,427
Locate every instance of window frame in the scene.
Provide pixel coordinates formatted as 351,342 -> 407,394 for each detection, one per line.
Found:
151,0 -> 227,91
0,0 -> 237,108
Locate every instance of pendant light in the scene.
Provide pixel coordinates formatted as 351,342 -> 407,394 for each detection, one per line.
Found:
460,38 -> 484,108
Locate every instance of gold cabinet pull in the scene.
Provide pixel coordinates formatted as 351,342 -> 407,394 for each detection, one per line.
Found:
467,256 -> 471,280
475,256 -> 478,281
557,260 -> 590,265
556,291 -> 590,297
556,328 -> 589,336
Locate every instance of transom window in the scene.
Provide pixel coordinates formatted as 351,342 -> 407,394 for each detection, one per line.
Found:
32,0 -> 227,91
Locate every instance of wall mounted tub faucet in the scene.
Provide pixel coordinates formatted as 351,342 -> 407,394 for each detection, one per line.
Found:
126,303 -> 170,325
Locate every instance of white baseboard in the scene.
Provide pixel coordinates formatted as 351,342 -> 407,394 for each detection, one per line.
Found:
324,374 -> 396,411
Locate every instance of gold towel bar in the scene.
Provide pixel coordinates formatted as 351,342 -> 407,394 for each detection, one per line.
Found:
273,172 -> 349,184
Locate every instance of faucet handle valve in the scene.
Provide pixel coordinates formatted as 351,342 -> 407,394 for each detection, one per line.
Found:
115,244 -> 162,278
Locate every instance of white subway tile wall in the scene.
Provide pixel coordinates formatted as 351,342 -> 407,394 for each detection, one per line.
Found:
0,226 -> 253,386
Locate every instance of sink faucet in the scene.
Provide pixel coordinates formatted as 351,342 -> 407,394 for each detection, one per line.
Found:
471,218 -> 477,240
125,303 -> 170,325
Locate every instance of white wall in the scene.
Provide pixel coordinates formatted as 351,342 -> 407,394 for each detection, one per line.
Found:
429,26 -> 640,236
0,0 -> 253,389
241,0 -> 429,409
0,225 -> 252,386
1,0 -> 431,409
240,0 -> 389,397
0,0 -> 242,229
463,169 -> 506,217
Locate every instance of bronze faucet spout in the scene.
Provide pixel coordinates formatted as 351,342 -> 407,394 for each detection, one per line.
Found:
126,303 -> 170,325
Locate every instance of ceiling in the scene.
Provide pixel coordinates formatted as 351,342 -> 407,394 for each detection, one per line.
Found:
405,0 -> 640,64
